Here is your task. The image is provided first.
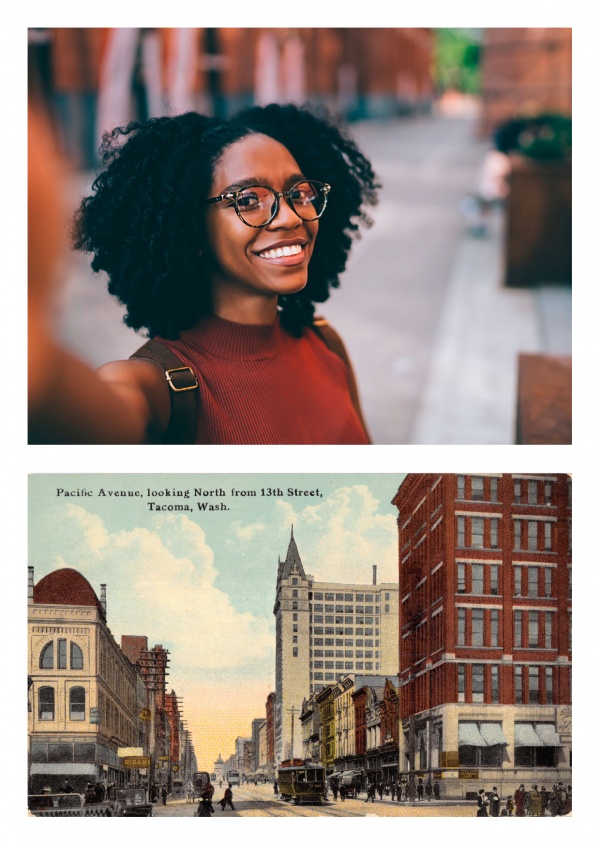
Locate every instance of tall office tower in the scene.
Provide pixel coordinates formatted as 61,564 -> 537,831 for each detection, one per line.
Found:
392,474 -> 572,798
274,527 -> 399,764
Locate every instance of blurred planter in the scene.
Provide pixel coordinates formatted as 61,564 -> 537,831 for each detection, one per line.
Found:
504,154 -> 572,287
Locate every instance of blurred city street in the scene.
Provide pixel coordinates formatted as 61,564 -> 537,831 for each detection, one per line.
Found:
53,110 -> 571,445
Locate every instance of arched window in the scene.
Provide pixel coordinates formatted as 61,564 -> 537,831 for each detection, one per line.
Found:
39,687 -> 55,720
40,642 -> 54,669
70,642 -> 84,670
69,687 -> 85,721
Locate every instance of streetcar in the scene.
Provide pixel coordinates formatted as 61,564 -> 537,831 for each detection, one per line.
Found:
227,770 -> 240,786
277,761 -> 326,805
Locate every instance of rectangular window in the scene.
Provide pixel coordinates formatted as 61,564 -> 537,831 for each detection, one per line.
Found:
472,664 -> 484,702
529,666 -> 539,703
457,608 -> 466,646
490,565 -> 499,595
528,567 -> 539,597
544,482 -> 552,505
515,566 -> 522,596
471,516 -> 484,548
457,563 -> 466,593
515,666 -> 523,703
544,522 -> 552,551
490,477 -> 499,502
529,611 -> 539,648
491,610 -> 499,647
471,476 -> 484,501
546,668 -> 553,704
490,518 -> 499,548
57,639 -> 67,670
514,520 -> 522,550
458,664 -> 465,701
514,480 -> 521,503
545,612 -> 552,649
528,521 -> 538,551
471,564 -> 484,594
491,665 -> 499,703
457,475 -> 465,499
472,609 -> 484,646
514,610 -> 522,647
292,647 -> 298,657
528,480 -> 537,505
457,516 -> 465,547
545,568 -> 552,597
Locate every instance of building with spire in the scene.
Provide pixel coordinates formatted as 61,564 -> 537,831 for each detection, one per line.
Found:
273,527 -> 399,764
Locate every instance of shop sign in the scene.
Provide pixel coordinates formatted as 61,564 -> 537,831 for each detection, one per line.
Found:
90,707 -> 102,724
123,756 -> 151,768
459,769 -> 479,780
557,706 -> 572,735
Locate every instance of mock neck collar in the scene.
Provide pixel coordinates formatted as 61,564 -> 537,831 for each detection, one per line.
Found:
178,312 -> 286,361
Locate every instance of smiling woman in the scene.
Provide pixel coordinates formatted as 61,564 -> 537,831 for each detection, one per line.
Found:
30,103 -> 379,444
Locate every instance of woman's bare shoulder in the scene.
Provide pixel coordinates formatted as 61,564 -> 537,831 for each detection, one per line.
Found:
97,357 -> 171,441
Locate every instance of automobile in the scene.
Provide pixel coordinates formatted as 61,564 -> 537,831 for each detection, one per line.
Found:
114,787 -> 153,816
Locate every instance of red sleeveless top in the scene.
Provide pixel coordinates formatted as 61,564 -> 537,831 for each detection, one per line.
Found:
156,314 -> 369,445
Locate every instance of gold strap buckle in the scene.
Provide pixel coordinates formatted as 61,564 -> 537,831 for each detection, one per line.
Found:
165,366 -> 198,392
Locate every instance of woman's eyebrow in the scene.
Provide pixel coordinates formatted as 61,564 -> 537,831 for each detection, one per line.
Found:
223,173 -> 306,192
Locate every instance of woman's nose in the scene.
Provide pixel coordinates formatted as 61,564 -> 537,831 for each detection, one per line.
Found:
268,194 -> 301,228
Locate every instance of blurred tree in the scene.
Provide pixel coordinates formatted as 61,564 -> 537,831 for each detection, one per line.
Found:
434,29 -> 481,94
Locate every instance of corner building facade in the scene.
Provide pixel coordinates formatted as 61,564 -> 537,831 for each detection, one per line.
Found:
392,474 -> 572,798
274,527 -> 398,764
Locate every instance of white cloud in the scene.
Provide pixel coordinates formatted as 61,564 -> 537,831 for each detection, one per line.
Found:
51,506 -> 274,673
273,485 -> 398,584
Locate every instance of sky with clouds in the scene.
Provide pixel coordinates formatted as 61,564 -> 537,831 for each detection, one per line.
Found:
29,473 -> 404,770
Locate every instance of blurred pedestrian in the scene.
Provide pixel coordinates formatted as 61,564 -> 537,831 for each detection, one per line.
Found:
489,786 -> 500,817
42,104 -> 378,446
476,789 -> 489,817
332,780 -> 339,801
365,783 -> 376,803
161,784 -> 167,805
506,795 -> 514,816
219,785 -> 235,811
340,784 -> 346,802
433,780 -> 440,800
514,784 -> 526,817
391,783 -> 396,801
417,777 -> 424,801
273,779 -> 279,796
377,782 -> 384,800
425,779 -> 432,801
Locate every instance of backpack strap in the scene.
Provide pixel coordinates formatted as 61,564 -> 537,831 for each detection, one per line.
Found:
312,317 -> 371,443
130,339 -> 199,445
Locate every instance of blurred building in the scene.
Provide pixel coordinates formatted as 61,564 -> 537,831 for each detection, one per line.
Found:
28,567 -> 139,793
392,474 -> 572,799
479,28 -> 572,138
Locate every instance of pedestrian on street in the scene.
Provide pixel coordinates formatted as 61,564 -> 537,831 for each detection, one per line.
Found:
391,783 -> 396,801
161,784 -> 167,805
476,789 -> 489,817
365,783 -> 376,803
377,782 -> 384,800
529,784 -> 542,817
489,786 -> 500,817
514,784 -> 526,817
273,779 -> 279,796
61,779 -> 73,794
433,780 -> 440,800
340,784 -> 346,802
197,783 -> 214,817
506,795 -> 514,816
425,779 -> 433,801
219,786 -> 235,811
332,781 -> 339,801
51,104 -> 379,447
540,786 -> 548,815
417,777 -> 424,801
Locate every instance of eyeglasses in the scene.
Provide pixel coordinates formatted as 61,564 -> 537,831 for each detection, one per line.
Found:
207,179 -> 331,228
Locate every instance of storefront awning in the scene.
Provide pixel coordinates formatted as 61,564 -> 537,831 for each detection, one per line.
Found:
458,723 -> 486,747
534,723 -> 562,746
479,722 -> 509,746
514,723 -> 544,747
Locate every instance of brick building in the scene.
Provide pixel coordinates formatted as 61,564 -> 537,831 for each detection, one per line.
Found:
392,474 -> 572,798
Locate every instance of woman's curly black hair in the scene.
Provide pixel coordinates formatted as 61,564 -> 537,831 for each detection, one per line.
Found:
72,103 -> 379,338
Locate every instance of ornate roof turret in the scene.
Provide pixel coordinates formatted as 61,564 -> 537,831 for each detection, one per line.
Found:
280,525 -> 306,580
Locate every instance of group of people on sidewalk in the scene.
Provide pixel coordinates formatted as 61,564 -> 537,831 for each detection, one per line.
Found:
328,776 -> 441,803
196,782 -> 235,816
477,782 -> 572,817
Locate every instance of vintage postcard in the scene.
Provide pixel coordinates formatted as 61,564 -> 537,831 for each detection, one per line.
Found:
27,472 -> 572,819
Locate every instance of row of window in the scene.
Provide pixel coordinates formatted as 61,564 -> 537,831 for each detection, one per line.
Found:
457,562 -> 556,597
313,647 -> 377,658
40,640 -> 84,670
310,592 -> 390,602
311,604 -> 381,614
313,652 -> 379,667
38,686 -> 85,721
457,476 -> 557,507
313,662 -> 378,680
457,663 -> 555,704
457,607 -> 555,649
312,626 -> 378,636
456,516 -> 555,551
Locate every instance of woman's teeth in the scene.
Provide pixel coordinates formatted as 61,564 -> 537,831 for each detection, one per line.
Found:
259,244 -> 303,259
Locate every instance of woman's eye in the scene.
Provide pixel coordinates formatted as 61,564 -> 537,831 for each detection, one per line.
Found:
237,192 -> 261,208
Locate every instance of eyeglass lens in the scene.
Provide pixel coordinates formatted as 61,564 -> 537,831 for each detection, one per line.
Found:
236,181 -> 326,225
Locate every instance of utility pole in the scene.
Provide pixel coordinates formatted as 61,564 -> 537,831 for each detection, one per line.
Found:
287,706 -> 300,759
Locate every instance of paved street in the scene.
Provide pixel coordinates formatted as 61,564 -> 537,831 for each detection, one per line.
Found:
54,110 -> 570,444
152,782 -> 476,817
